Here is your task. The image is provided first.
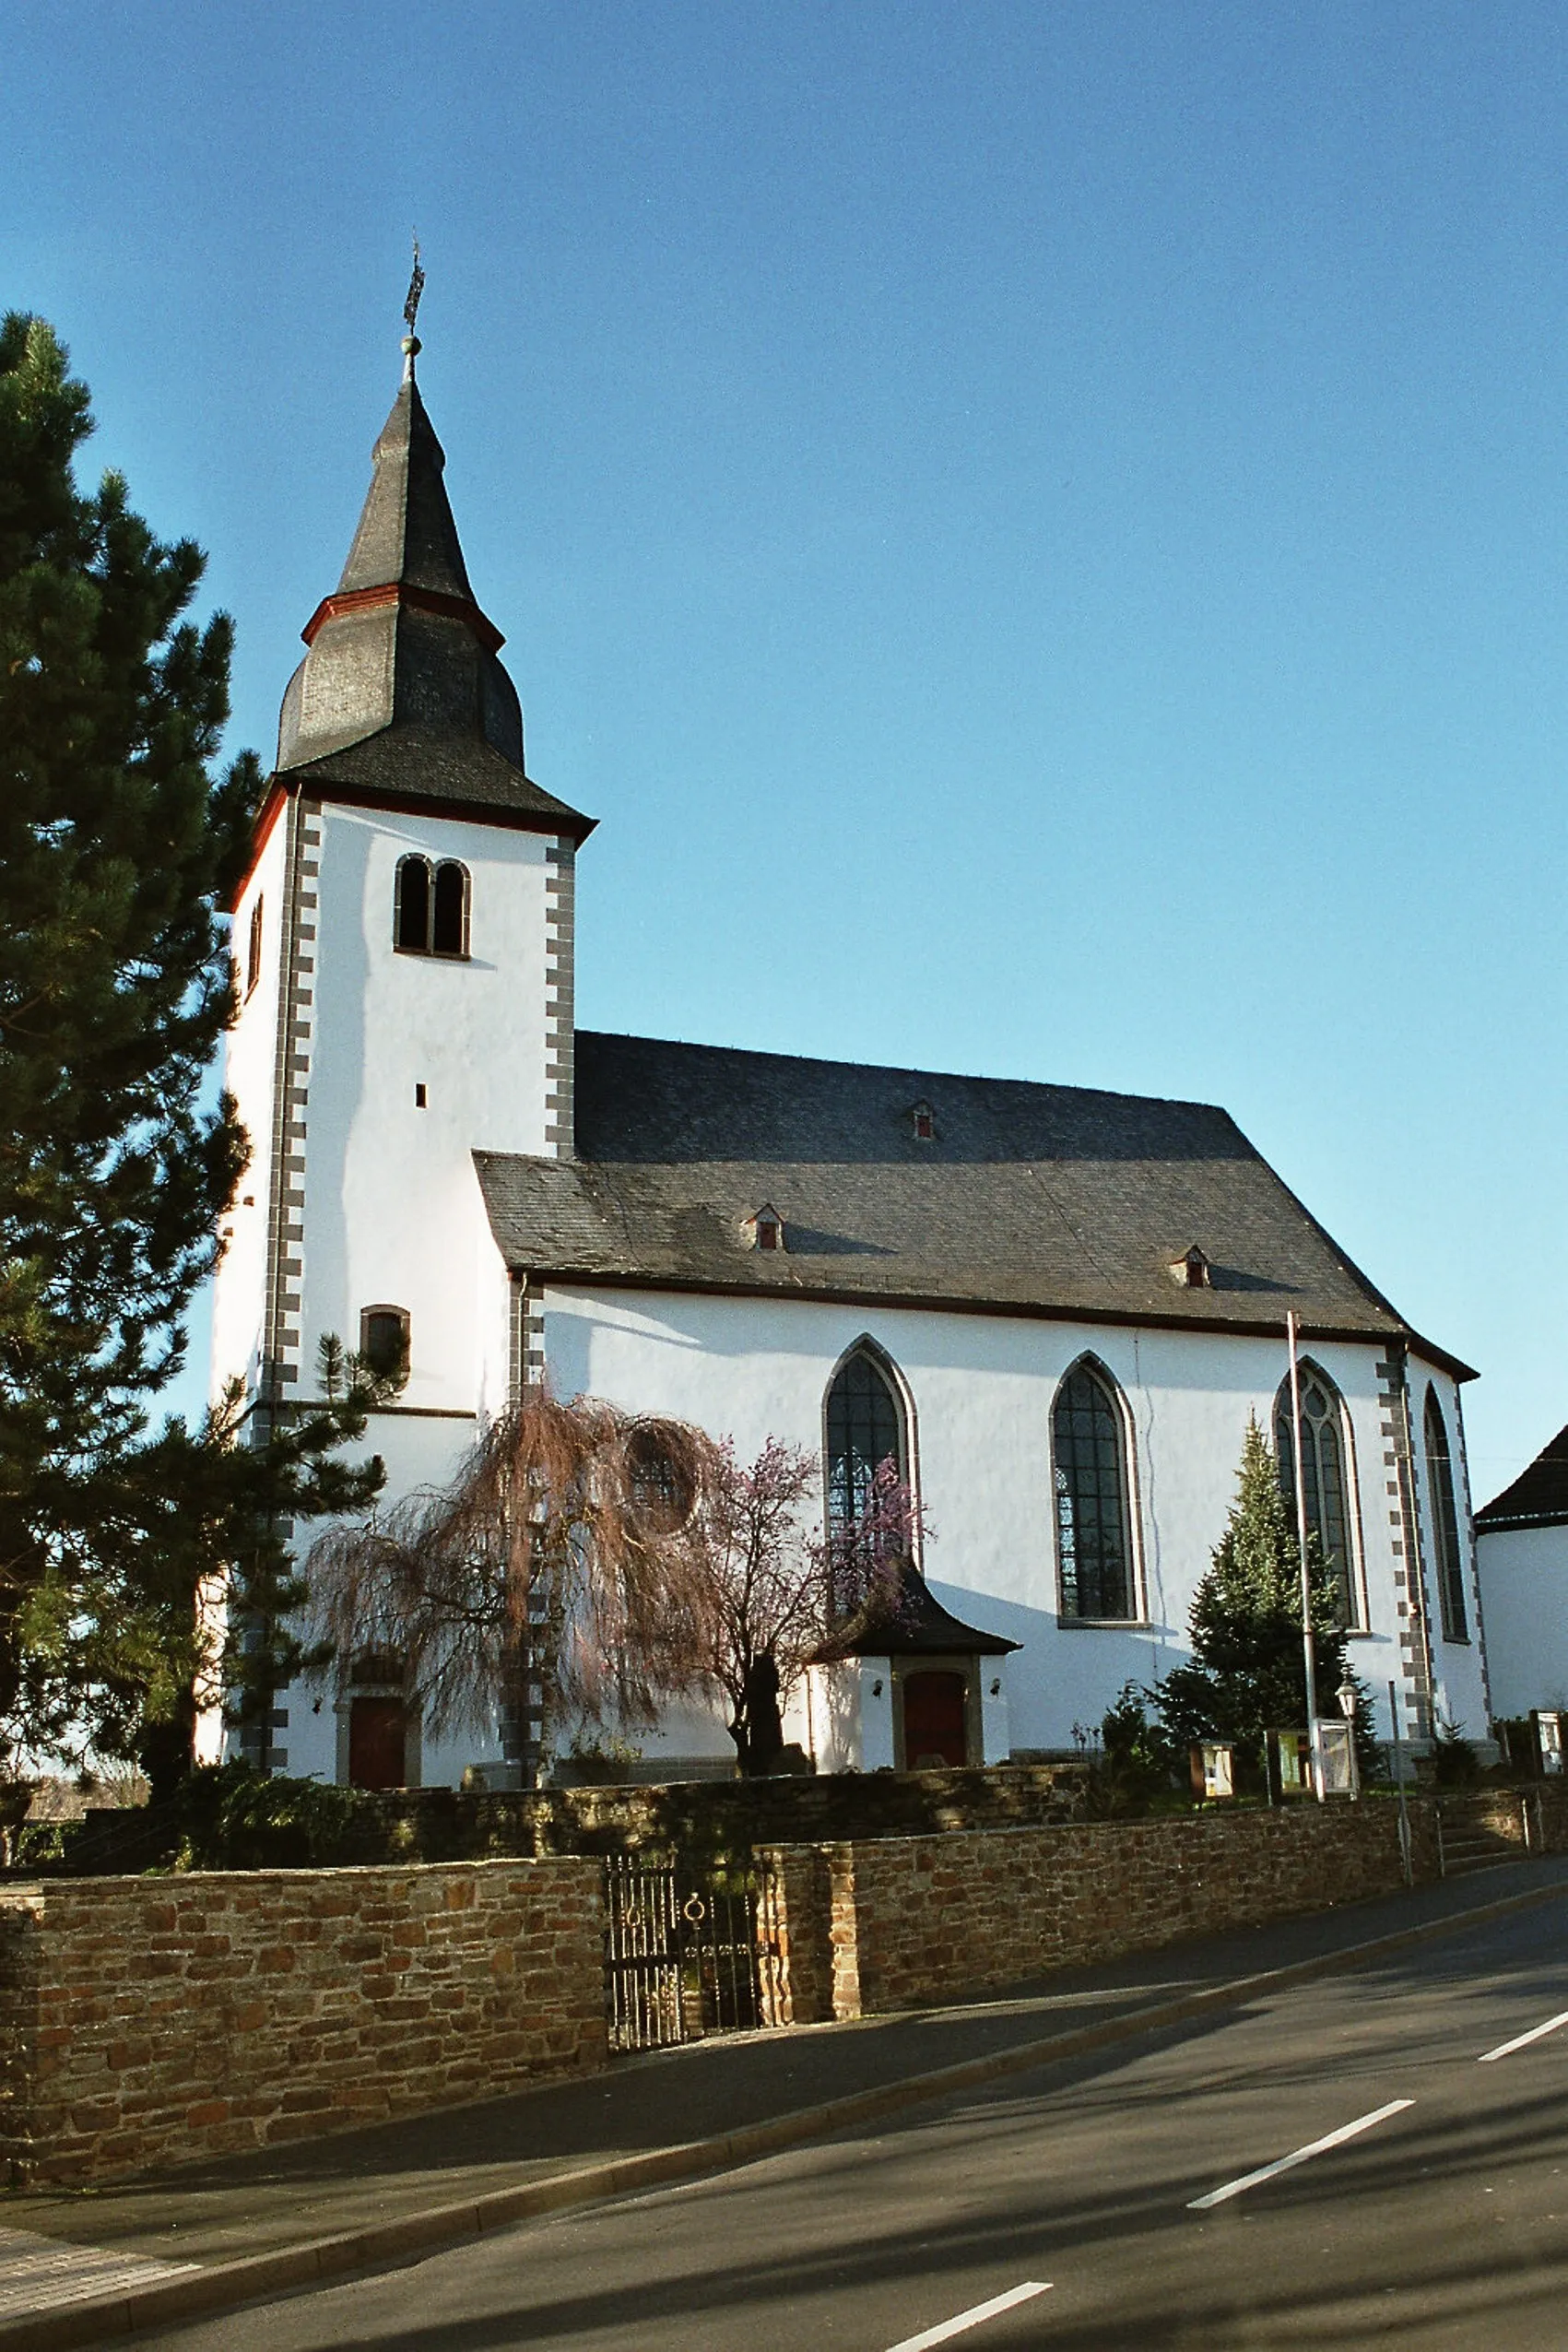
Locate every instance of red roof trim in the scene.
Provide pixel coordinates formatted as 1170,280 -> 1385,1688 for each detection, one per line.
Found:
301,581 -> 505,656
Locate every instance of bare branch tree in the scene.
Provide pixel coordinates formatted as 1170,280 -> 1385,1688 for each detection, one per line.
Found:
305,1387 -> 713,1776
688,1442 -> 925,1774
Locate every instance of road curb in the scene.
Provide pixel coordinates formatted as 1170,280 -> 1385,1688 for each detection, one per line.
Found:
4,1871 -> 1563,2349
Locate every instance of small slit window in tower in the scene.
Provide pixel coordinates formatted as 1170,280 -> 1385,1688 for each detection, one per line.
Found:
245,895 -> 264,997
748,1204 -> 784,1252
911,1099 -> 936,1141
1171,1246 -> 1212,1288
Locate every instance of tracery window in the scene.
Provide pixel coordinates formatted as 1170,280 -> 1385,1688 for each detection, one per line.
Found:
627,1425 -> 695,1533
825,1344 -> 906,1534
1424,1388 -> 1468,1641
1052,1359 -> 1137,1620
395,856 -> 469,957
1275,1367 -> 1359,1625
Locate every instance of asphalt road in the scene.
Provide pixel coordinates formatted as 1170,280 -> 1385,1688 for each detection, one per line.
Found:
136,1894 -> 1568,2351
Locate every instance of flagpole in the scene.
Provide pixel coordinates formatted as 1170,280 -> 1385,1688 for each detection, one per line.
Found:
1286,1312 -> 1324,1802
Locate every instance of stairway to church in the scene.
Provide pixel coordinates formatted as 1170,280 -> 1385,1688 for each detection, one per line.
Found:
1435,1793 -> 1533,1877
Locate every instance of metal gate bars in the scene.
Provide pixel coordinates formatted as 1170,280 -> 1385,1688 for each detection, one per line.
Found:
604,1855 -> 762,2052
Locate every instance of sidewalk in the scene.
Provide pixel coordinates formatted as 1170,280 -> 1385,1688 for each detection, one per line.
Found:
6,1854 -> 1568,2346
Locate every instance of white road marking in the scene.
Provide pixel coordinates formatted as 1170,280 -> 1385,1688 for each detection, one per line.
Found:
1186,2098 -> 1414,2210
1479,2007 -> 1568,2063
885,2280 -> 1053,2350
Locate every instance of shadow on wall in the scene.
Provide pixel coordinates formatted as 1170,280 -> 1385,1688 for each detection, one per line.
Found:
924,1578 -> 1182,1753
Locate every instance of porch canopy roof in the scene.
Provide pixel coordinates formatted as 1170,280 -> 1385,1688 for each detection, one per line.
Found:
809,1564 -> 1020,1663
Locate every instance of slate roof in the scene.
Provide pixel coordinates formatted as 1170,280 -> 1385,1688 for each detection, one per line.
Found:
810,1566 -> 1020,1661
475,1033 -> 1473,1372
271,360 -> 593,842
1476,1425 -> 1568,1531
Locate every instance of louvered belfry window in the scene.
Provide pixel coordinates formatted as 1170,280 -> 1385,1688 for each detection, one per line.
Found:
1053,1362 -> 1134,1620
1424,1389 -> 1468,1640
395,855 -> 469,957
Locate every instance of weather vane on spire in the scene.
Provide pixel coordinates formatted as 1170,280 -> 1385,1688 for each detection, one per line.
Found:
402,236 -> 425,376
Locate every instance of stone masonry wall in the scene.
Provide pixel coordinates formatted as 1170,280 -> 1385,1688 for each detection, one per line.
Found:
760,1794 -> 1560,2022
0,1857 -> 605,2188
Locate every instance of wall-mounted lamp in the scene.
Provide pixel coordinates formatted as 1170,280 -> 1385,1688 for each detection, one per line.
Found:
989,1679 -> 1002,1697
871,1679 -> 884,1699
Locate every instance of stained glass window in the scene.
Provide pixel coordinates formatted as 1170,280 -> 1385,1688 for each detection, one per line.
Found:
826,1349 -> 904,1531
1275,1371 -> 1357,1625
1424,1389 -> 1468,1640
1053,1363 -> 1135,1620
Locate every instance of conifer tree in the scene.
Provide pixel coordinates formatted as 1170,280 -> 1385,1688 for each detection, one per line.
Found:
1154,1414 -> 1372,1776
0,315 -> 379,1786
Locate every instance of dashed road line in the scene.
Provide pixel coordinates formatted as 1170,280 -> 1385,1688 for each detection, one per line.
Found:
1187,2098 -> 1415,2211
885,2280 -> 1054,2349
1479,2007 -> 1568,2063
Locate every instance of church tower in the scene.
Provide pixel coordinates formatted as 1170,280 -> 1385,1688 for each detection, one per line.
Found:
209,331 -> 591,1765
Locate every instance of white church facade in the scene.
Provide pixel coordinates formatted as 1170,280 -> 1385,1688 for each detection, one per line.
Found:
205,339 -> 1492,1788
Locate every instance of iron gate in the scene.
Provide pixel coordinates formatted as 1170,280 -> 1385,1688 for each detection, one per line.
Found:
605,1856 -> 762,2052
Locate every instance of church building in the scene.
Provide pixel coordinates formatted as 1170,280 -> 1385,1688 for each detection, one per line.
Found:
205,333 -> 1492,1787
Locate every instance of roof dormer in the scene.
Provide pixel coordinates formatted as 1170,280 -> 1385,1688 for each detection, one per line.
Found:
1170,1245 -> 1212,1289
745,1204 -> 785,1253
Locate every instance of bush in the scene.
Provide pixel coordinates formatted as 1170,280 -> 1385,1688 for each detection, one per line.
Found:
166,1762 -> 378,1870
1432,1719 -> 1481,1790
1095,1684 -> 1179,1812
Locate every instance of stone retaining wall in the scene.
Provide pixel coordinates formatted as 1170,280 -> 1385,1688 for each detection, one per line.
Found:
0,1857 -> 605,2188
759,1792 -> 1564,2023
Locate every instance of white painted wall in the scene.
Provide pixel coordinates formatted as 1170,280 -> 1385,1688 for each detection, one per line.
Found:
299,801 -> 553,1408
209,802 -> 291,1402
1476,1523 -> 1568,1720
539,1283 -> 1472,1760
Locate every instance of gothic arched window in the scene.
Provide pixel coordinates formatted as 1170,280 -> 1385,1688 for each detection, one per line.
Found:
1275,1367 -> 1360,1625
1424,1388 -> 1468,1641
825,1344 -> 907,1534
1052,1359 -> 1137,1621
395,856 -> 469,957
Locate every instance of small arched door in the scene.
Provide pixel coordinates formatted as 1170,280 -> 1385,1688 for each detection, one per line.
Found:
902,1670 -> 969,1768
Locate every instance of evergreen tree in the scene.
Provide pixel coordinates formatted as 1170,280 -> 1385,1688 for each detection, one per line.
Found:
0,315 -> 379,1786
1153,1414 -> 1373,1779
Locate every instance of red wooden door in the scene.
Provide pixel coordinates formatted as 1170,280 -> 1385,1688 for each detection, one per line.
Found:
348,1696 -> 407,1790
902,1671 -> 968,1768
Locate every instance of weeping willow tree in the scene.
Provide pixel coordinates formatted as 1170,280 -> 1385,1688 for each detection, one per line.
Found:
305,1388 -> 714,1778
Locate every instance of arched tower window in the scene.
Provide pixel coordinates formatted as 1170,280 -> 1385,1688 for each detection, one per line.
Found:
395,856 -> 469,957
1274,1366 -> 1360,1625
359,1304 -> 410,1383
1052,1359 -> 1137,1621
1424,1388 -> 1468,1641
825,1343 -> 907,1534
245,895 -> 264,997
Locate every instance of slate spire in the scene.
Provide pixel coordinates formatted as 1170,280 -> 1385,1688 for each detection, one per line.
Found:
273,322 -> 591,839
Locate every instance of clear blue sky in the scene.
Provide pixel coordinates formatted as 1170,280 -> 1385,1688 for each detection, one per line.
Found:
4,2 -> 1564,1501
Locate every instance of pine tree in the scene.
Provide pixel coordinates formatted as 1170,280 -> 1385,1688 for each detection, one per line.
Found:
0,315 -> 377,1786
1154,1414 -> 1370,1777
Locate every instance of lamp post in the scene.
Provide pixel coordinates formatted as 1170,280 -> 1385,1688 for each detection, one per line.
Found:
1336,1677 -> 1361,1800
1286,1313 -> 1324,1801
